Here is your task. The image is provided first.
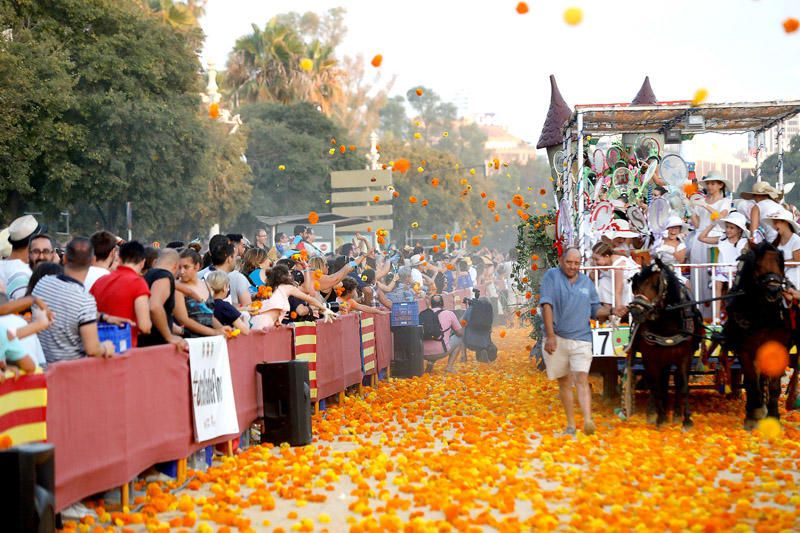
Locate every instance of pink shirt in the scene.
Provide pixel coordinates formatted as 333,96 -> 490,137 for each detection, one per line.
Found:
423,308 -> 462,356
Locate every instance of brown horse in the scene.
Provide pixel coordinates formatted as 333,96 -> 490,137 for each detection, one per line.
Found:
629,259 -> 704,428
723,242 -> 792,429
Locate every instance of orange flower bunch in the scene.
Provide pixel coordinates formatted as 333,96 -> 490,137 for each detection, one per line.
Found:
392,158 -> 411,173
517,209 -> 530,221
257,285 -> 273,299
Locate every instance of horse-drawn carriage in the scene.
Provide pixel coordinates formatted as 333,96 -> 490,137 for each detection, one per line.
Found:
538,76 -> 800,427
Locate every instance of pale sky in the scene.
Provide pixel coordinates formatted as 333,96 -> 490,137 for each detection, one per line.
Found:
201,0 -> 799,150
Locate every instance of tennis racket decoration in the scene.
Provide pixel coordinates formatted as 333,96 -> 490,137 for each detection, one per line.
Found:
592,149 -> 607,174
558,197 -> 574,245
634,136 -> 661,161
627,206 -> 648,234
660,153 -> 689,190
552,150 -> 566,178
649,197 -> 671,235
589,200 -> 614,235
606,144 -> 624,168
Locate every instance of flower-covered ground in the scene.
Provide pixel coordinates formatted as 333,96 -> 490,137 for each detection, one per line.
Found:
66,328 -> 800,532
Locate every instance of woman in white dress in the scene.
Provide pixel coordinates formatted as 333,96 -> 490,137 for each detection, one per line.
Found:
697,212 -> 748,323
591,241 -> 639,309
765,209 -> 800,288
689,170 -> 732,315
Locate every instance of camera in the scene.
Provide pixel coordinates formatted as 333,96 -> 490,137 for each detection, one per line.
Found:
462,288 -> 481,306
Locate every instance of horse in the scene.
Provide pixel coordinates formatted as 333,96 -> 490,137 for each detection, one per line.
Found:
629,259 -> 704,428
722,242 -> 792,430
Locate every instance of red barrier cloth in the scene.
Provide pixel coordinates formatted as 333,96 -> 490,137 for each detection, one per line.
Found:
315,314 -> 357,398
339,314 -> 362,389
373,313 -> 393,372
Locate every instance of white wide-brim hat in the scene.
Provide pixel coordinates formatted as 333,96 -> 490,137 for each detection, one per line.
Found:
718,211 -> 751,238
699,170 -> 731,191
765,209 -> 800,235
665,215 -> 688,232
604,219 -> 639,239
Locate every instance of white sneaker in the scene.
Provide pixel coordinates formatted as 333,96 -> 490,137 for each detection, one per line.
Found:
61,502 -> 97,520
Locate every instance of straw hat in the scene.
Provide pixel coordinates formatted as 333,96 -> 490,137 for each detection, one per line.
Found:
665,215 -> 688,232
7,214 -> 43,246
739,181 -> 782,201
699,170 -> 731,191
718,212 -> 751,238
764,209 -> 800,234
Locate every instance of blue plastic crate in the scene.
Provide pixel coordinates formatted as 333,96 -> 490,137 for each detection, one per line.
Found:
391,301 -> 420,327
98,322 -> 132,353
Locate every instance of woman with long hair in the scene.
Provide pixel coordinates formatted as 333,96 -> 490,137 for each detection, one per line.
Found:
241,247 -> 271,293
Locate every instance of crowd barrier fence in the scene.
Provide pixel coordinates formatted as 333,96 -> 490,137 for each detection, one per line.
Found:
2,289 -> 475,512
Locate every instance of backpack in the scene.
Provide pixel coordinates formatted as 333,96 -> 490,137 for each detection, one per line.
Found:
419,308 -> 449,351
466,298 -> 493,331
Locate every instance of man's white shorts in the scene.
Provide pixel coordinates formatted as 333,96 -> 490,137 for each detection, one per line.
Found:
543,335 -> 593,380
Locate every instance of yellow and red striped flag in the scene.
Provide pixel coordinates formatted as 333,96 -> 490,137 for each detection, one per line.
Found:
360,316 -> 377,375
0,369 -> 47,447
292,322 -> 318,400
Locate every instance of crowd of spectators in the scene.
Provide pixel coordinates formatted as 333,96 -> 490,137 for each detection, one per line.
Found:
0,216 -> 518,376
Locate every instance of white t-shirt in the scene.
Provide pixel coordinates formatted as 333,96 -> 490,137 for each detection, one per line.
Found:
0,313 -> 45,368
84,266 -> 110,292
0,259 -> 32,300
778,233 -> 800,288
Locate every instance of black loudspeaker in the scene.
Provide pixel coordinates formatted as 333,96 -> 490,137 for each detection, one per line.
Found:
0,443 -> 56,533
391,325 -> 424,378
256,361 -> 312,446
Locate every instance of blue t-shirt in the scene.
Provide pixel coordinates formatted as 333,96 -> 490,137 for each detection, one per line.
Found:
538,267 -> 601,343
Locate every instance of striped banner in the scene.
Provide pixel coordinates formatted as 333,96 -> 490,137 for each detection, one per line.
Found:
360,315 -> 377,375
292,322 -> 318,400
0,369 -> 47,447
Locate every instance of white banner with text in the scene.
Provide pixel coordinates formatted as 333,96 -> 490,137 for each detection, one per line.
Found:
187,336 -> 239,442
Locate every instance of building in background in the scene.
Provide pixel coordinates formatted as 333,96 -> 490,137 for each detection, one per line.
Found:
472,113 -> 538,166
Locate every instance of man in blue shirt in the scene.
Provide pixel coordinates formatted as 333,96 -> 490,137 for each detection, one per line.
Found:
540,247 -> 627,436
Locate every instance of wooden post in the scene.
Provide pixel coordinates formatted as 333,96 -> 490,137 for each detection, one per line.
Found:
338,391 -> 345,404
177,458 -> 187,483
313,401 -> 319,415
226,440 -> 233,456
121,482 -> 130,509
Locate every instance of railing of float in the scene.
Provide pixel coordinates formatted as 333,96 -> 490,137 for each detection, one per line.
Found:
579,261 -> 800,358
0,288 -> 478,512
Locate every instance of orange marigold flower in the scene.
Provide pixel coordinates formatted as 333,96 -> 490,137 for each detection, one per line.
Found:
494,214 -> 500,222
415,87 -> 424,96
516,2 -> 529,15
339,145 -> 346,153
392,191 -> 400,198
480,192 -> 487,198
373,195 -> 380,203
539,188 -> 546,195
446,263 -> 455,271
471,236 -> 481,246
421,199 -> 428,207
525,291 -> 532,299
408,196 -> 418,204
517,210 -> 530,221
532,264 -> 539,271
432,246 -> 439,253
431,178 -> 440,187
453,234 -> 462,243
512,194 -> 524,207
783,17 -> 799,33
460,319 -> 468,327
209,102 -> 220,119
499,330 -> 507,338
308,211 -> 319,225
392,158 -> 411,173
370,54 -> 383,67
487,200 -> 496,210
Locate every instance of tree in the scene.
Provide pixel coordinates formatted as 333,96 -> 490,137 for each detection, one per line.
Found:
238,102 -> 362,231
0,0 -> 252,239
380,95 -> 411,141
754,135 -> 800,206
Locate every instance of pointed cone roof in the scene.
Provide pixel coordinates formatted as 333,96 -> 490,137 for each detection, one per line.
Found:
536,75 -> 573,149
631,76 -> 658,105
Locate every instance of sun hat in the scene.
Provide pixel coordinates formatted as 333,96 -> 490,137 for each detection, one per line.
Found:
0,228 -> 11,258
409,254 -> 424,267
739,181 -> 782,201
7,214 -> 43,246
699,170 -> 731,191
665,215 -> 688,231
604,219 -> 639,239
764,209 -> 800,235
718,212 -> 751,238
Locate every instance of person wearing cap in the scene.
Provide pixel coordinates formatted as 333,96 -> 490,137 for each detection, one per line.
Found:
740,181 -> 783,244
765,209 -> 800,289
698,211 -> 748,322
689,170 -> 732,311
0,215 -> 42,300
655,215 -> 688,282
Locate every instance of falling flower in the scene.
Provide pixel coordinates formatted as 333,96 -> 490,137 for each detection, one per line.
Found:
471,236 -> 481,246
756,341 -> 789,377
516,2 -> 529,14
469,168 -> 476,175
517,210 -> 530,221
392,191 -> 400,198
692,88 -> 709,107
442,131 -> 449,137
494,214 -> 500,222
431,178 -> 440,187
299,57 -> 313,71
328,148 -> 336,155
308,211 -> 319,225
209,102 -> 220,119
539,188 -> 546,195
414,132 -> 422,140
373,195 -> 380,203
392,158 -> 411,173
339,145 -> 346,153
512,194 -> 524,207
415,87 -> 424,96
411,221 -> 419,228
710,210 -> 720,221
445,233 -> 451,240
417,166 -> 424,173
421,199 -> 429,207
480,192 -> 487,198
409,196 -> 418,204
370,54 -> 383,67
499,330 -> 507,338
563,7 -> 583,25
487,200 -> 497,210
278,164 -> 286,171
783,18 -> 799,33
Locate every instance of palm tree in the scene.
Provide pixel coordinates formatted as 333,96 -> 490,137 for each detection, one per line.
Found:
139,0 -> 205,30
224,18 -> 305,106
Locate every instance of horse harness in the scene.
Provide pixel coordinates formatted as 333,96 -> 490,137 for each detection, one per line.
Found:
628,266 -> 698,348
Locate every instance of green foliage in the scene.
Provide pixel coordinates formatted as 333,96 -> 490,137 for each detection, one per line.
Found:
238,102 -> 361,231
0,0 -> 251,239
751,135 -> 800,205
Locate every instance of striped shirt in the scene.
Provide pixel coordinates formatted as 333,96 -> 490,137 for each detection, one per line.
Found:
0,259 -> 32,300
32,274 -> 97,363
